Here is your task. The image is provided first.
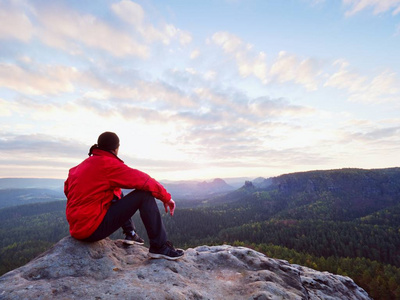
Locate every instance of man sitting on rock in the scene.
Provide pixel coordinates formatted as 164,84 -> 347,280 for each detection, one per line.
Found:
64,131 -> 184,260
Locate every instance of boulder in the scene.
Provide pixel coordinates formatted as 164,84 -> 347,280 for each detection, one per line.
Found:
0,237 -> 371,299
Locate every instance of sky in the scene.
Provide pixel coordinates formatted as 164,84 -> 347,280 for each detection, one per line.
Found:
0,0 -> 399,182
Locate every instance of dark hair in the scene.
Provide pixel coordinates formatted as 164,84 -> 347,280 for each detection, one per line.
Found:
88,132 -> 120,156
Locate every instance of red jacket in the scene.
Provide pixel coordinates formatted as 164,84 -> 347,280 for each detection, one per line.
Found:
64,148 -> 171,239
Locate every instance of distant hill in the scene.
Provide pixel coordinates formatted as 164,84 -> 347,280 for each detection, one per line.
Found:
208,167 -> 400,217
252,176 -> 273,189
0,188 -> 65,209
0,177 -> 66,209
0,177 -> 238,209
0,178 -> 64,190
161,178 -> 235,199
266,167 -> 400,221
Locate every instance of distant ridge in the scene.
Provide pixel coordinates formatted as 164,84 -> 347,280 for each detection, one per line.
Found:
0,178 -> 64,190
162,178 -> 235,199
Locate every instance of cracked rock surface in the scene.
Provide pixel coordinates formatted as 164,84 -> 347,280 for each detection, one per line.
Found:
0,237 -> 371,299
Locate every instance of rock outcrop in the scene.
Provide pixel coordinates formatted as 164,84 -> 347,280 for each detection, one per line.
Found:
0,237 -> 371,299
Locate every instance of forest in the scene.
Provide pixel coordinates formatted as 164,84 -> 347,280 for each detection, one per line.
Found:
1,167 -> 400,300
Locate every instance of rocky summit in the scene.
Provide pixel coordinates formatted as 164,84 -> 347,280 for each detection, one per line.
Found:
0,237 -> 371,300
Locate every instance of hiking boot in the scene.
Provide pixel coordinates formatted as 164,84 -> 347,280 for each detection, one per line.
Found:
123,232 -> 144,245
148,241 -> 184,260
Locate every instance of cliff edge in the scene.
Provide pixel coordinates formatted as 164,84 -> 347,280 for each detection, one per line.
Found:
0,237 -> 371,299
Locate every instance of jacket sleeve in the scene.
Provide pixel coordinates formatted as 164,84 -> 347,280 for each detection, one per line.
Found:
64,177 -> 69,198
107,162 -> 171,203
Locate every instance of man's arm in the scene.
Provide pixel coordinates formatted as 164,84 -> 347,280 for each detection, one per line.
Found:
108,162 -> 172,203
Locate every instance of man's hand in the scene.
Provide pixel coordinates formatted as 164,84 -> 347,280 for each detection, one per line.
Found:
164,199 -> 176,216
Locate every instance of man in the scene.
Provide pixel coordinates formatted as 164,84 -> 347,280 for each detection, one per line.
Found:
64,131 -> 184,260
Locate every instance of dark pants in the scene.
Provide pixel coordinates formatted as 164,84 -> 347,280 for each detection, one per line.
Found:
83,190 -> 167,248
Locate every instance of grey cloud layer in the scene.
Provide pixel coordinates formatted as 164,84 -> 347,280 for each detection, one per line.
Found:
0,133 -> 87,157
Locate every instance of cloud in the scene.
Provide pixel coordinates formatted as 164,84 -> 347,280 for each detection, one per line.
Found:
355,126 -> 400,140
343,0 -> 400,16
211,32 -> 323,90
337,117 -> 400,150
157,85 -> 318,163
111,0 -> 145,26
324,59 -> 367,92
1,0 -> 399,180
212,31 -> 243,53
396,23 -> 400,35
0,1 -> 34,42
2,65 -> 315,166
72,74 -> 199,122
0,58 -> 197,109
269,51 -> 321,91
0,0 -> 192,58
78,97 -> 171,123
37,5 -> 149,58
324,59 -> 400,103
204,71 -> 216,81
211,31 -> 268,82
69,70 -> 317,164
0,1 -> 149,57
192,87 -> 314,123
0,131 -> 193,178
111,0 -> 192,45
190,49 -> 200,59
249,97 -> 315,118
237,51 -> 268,82
0,133 -> 87,158
0,62 -> 77,95
0,133 -> 91,178
0,98 -> 14,116
117,64 -> 313,123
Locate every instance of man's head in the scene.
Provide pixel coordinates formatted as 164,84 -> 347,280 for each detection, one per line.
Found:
97,131 -> 120,152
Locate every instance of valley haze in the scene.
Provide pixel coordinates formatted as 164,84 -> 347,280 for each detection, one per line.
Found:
1,166 -> 398,203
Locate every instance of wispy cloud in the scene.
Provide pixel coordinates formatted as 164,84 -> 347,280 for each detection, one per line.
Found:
0,0 -> 191,58
343,0 -> 400,16
210,32 -> 325,91
211,31 -> 268,83
0,1 -> 34,42
37,4 -> 149,57
0,133 -> 87,158
324,60 -> 400,103
351,126 -> 400,141
395,22 -> 400,36
112,0 -> 192,45
0,62 -> 77,95
269,51 -> 321,91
